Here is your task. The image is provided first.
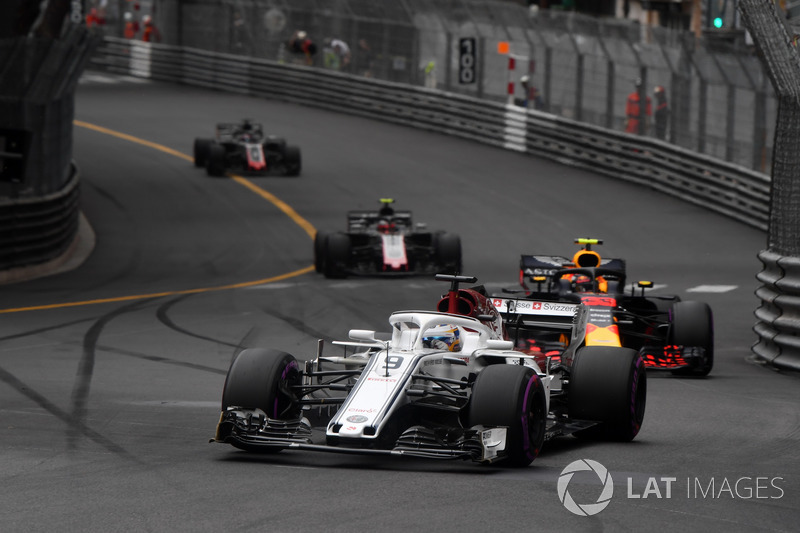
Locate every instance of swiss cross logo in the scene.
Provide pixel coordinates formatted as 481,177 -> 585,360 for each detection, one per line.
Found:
493,299 -> 503,308
533,302 -> 542,310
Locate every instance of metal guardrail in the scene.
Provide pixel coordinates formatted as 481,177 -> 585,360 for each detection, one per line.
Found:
91,37 -> 770,232
0,165 -> 80,274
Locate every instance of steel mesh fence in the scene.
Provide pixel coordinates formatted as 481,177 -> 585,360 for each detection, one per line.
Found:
94,0 -> 776,173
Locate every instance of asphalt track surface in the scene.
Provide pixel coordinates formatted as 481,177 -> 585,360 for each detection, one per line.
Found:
1,73 -> 798,532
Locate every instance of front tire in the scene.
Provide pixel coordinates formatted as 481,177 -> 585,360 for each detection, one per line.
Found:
206,144 -> 227,177
323,232 -> 350,279
435,232 -> 462,274
313,231 -> 329,273
221,349 -> 302,453
222,349 -> 302,417
568,346 -> 646,441
670,301 -> 714,377
284,146 -> 302,176
468,365 -> 547,467
193,138 -> 213,167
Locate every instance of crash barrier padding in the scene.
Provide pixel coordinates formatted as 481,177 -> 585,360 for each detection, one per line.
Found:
91,37 -> 771,232
0,165 -> 80,272
740,0 -> 800,372
753,250 -> 800,372
0,27 -> 96,276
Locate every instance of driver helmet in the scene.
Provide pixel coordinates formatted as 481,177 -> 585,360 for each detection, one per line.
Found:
377,219 -> 395,233
423,324 -> 462,352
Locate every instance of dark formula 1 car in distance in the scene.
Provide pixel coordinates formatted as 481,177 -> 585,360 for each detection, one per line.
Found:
508,238 -> 714,376
212,274 -> 646,466
314,199 -> 462,278
193,119 -> 301,177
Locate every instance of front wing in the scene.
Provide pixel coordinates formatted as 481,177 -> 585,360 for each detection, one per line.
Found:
212,408 -> 509,463
639,345 -> 709,370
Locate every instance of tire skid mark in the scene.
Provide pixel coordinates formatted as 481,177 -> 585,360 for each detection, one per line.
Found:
156,295 -> 242,349
0,317 -> 97,342
84,180 -> 129,212
70,298 -> 157,452
258,307 -> 337,344
95,344 -> 226,375
0,365 -> 137,461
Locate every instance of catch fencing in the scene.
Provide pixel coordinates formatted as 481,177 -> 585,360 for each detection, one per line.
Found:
96,0 -> 776,173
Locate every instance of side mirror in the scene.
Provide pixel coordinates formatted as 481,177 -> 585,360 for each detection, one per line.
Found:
349,329 -> 377,342
486,339 -> 514,350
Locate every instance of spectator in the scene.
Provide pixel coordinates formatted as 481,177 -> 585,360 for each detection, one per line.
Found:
141,14 -> 160,42
653,85 -> 669,140
232,11 -> 245,51
516,75 -> 545,110
324,38 -> 351,71
123,12 -> 139,39
354,38 -> 374,77
625,78 -> 651,135
288,30 -> 317,66
85,8 -> 105,29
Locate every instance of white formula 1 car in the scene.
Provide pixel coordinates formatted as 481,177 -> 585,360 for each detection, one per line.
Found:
212,275 -> 646,466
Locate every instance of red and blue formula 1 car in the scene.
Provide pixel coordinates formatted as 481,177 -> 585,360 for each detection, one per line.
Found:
313,199 -> 462,278
505,238 -> 714,376
193,119 -> 301,177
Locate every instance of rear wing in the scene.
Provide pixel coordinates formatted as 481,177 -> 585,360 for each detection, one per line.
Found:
347,210 -> 413,231
216,122 -> 264,141
490,296 -> 577,331
520,254 -> 626,284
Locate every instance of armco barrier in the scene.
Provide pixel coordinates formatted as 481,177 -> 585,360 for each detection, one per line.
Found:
90,37 -> 771,232
0,165 -> 80,274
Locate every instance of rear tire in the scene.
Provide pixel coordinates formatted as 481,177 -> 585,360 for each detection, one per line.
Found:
314,231 -> 329,273
568,346 -> 646,441
468,365 -> 546,467
206,144 -> 227,177
221,349 -> 302,453
284,146 -> 302,176
193,138 -> 213,167
435,232 -> 462,274
670,301 -> 714,377
323,233 -> 350,279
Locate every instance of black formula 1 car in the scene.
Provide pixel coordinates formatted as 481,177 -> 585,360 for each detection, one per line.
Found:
212,274 -> 646,466
193,119 -> 301,177
507,238 -> 714,376
313,199 -> 462,278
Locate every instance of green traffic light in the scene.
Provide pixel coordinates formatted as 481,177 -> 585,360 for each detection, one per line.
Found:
713,17 -> 723,28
